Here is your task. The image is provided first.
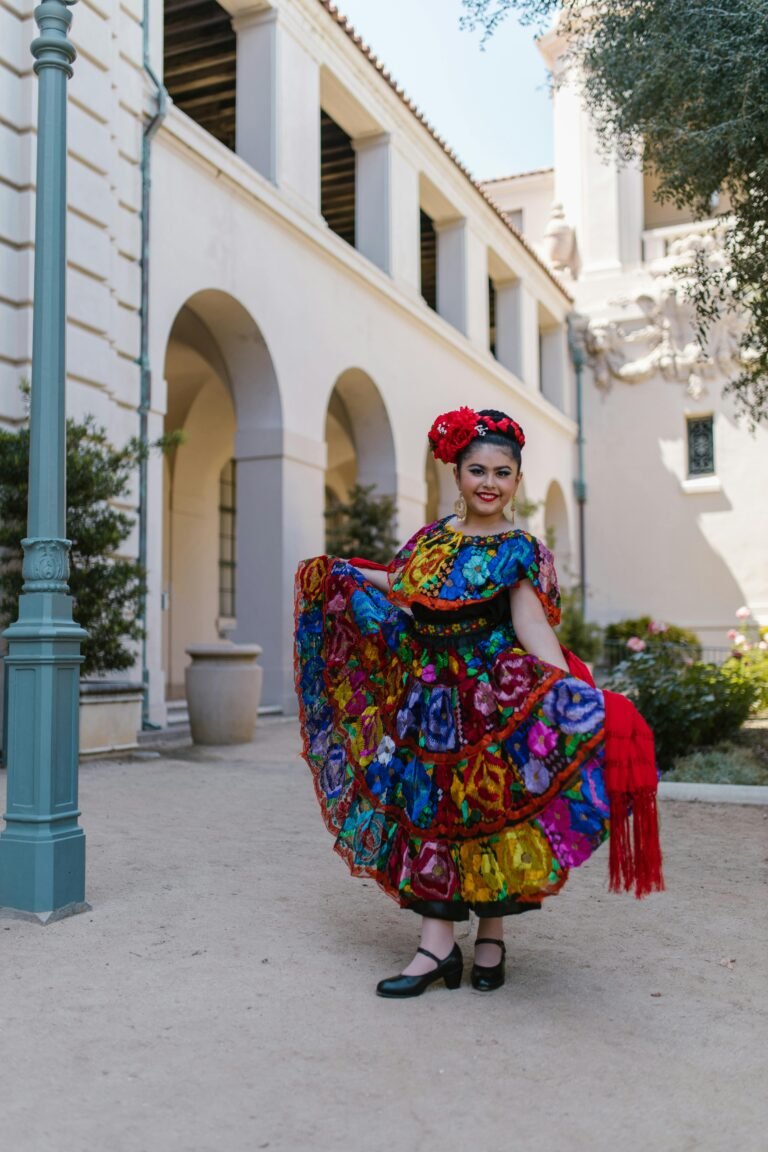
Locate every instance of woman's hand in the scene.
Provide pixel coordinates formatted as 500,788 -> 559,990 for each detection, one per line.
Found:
510,579 -> 569,672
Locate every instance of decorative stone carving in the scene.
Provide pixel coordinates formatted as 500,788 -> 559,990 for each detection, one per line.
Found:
542,202 -> 579,279
21,537 -> 71,593
582,226 -> 745,397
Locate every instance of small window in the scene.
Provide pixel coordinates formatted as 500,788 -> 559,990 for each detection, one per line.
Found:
219,459 -> 237,618
687,416 -> 715,477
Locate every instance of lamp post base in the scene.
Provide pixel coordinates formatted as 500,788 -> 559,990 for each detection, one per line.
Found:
0,823 -> 87,918
0,901 -> 91,925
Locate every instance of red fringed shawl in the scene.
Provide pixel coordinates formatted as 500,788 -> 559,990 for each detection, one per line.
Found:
347,559 -> 665,900
563,649 -> 664,898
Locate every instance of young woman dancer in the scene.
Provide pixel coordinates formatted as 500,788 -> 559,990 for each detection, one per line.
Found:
294,407 -> 662,998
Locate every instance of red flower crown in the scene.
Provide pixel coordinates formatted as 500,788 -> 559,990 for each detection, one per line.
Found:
427,407 -> 525,464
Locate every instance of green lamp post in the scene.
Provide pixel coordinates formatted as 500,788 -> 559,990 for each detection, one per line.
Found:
0,0 -> 89,922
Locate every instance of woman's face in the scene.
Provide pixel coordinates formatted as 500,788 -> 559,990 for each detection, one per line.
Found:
454,442 -> 521,522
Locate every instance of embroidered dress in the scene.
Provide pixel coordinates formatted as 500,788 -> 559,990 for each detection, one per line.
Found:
294,517 -> 611,919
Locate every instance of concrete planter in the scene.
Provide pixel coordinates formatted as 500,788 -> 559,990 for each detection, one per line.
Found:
79,681 -> 143,758
185,643 -> 263,745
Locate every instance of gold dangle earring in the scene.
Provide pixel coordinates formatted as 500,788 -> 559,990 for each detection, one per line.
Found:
454,494 -> 467,521
503,497 -> 516,525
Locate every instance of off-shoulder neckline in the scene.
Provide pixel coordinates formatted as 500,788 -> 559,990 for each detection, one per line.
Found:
440,515 -> 527,544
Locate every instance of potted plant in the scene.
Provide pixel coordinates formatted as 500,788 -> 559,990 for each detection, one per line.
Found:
0,411 -> 160,757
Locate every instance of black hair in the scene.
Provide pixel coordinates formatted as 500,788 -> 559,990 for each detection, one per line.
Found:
455,408 -> 523,472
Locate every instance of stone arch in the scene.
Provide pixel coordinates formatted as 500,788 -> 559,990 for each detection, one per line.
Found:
162,290 -> 292,709
424,449 -> 456,523
543,480 -> 572,580
325,369 -> 397,545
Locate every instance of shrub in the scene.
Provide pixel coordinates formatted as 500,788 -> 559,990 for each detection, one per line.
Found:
0,415 -> 150,676
325,483 -> 398,565
722,607 -> 768,713
556,585 -> 603,663
605,647 -> 757,770
603,615 -> 701,669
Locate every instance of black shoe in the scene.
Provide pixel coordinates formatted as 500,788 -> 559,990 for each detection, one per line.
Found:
376,943 -> 464,998
470,937 -> 506,992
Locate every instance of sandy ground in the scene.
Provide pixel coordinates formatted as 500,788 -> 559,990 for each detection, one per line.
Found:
1,716 -> 767,1152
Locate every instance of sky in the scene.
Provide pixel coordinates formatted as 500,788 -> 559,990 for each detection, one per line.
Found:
333,0 -> 554,182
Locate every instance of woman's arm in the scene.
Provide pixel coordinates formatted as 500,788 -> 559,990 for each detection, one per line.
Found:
348,564 -> 391,594
510,579 -> 569,673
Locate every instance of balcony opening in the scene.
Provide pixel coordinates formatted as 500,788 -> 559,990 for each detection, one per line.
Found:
321,110 -> 356,247
164,0 -> 237,151
420,209 -> 437,311
488,278 -> 497,358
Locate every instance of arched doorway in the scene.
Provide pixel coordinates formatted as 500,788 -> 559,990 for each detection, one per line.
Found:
424,450 -> 455,524
543,480 -> 572,581
162,291 -> 286,707
324,369 -> 397,547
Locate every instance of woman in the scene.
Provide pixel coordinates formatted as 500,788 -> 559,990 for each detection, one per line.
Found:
294,407 -> 662,998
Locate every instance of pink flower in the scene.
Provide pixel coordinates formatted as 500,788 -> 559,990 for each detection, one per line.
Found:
527,720 -> 557,758
736,606 -> 751,621
648,620 -> 667,635
626,636 -> 646,652
327,592 -> 346,613
474,680 -> 497,717
421,664 -> 437,684
727,629 -> 738,642
733,633 -> 746,647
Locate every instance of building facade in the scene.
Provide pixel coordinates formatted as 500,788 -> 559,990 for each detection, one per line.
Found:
0,0 -> 576,723
484,28 -> 768,649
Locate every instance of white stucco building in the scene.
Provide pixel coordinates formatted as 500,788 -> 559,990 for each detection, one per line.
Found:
483,27 -> 768,651
1,0 -> 577,726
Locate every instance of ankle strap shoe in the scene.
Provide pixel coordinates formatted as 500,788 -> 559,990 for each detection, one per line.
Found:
471,938 -> 506,993
376,942 -> 464,998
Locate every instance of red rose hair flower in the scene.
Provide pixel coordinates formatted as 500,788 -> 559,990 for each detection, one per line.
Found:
427,407 -> 481,464
428,407 -> 525,463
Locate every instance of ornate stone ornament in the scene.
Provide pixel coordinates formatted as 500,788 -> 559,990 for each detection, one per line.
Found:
582,227 -> 745,397
542,202 -> 579,279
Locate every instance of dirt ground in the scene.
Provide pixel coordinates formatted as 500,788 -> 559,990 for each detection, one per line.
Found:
2,717 -> 767,1152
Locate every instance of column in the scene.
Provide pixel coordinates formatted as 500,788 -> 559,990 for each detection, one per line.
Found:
540,324 -> 569,413
395,473 -> 427,544
435,219 -> 465,333
234,427 -> 326,715
354,133 -> 420,290
234,8 -> 320,212
495,279 -> 539,389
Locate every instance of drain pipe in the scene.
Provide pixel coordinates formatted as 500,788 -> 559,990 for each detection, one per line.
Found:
138,4 -> 168,728
568,316 -> 587,617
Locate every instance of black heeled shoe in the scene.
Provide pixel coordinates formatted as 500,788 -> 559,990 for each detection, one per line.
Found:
470,938 -> 506,992
376,943 -> 464,999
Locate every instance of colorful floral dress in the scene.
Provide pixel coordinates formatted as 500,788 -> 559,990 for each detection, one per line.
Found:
294,517 -> 610,920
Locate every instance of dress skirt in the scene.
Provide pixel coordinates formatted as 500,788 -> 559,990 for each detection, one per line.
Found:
294,532 -> 611,919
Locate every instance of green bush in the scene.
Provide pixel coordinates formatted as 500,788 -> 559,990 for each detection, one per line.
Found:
603,615 -> 701,669
721,649 -> 768,714
0,415 -> 150,676
605,648 -> 757,770
325,483 -> 398,565
556,585 -> 603,663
